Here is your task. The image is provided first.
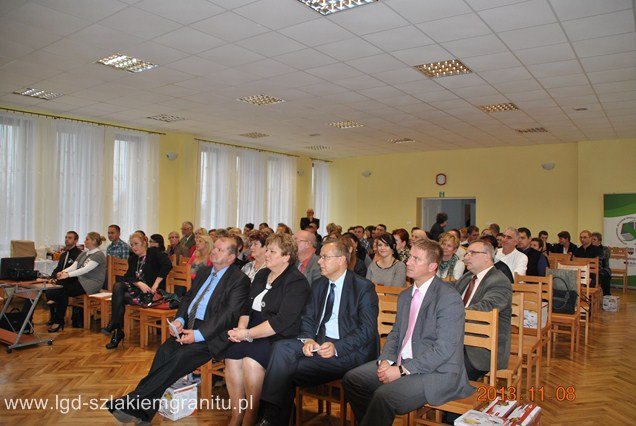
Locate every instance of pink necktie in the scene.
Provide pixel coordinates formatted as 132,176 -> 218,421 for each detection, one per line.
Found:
398,289 -> 424,365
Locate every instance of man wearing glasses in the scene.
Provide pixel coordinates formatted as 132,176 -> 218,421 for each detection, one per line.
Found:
256,241 -> 379,426
176,221 -> 196,259
293,230 -> 321,286
455,240 -> 512,380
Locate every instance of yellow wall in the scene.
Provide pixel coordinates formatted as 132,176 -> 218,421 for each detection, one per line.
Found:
329,139 -> 636,239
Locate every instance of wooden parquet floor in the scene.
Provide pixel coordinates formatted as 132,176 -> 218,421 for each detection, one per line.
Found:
1,291 -> 635,425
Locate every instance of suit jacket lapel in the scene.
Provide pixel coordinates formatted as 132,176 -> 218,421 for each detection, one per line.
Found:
471,268 -> 494,302
336,271 -> 353,331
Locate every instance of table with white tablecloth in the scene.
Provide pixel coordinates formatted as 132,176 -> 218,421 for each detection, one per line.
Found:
34,259 -> 57,277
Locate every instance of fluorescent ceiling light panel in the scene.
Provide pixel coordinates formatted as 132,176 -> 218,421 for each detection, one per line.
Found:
237,94 -> 286,106
328,120 -> 364,129
13,87 -> 63,100
414,59 -> 472,78
388,138 -> 415,144
297,0 -> 377,15
147,114 -> 186,122
97,54 -> 157,73
478,103 -> 519,113
240,132 -> 269,138
515,127 -> 547,133
305,145 -> 331,151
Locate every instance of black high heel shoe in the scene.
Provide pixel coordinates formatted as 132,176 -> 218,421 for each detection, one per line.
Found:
48,323 -> 65,333
100,322 -> 115,336
106,329 -> 125,349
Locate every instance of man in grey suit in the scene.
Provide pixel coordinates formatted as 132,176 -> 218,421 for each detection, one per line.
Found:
294,230 -> 322,286
455,239 -> 512,380
343,239 -> 474,426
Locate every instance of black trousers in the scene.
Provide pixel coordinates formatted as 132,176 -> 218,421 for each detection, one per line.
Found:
46,277 -> 85,324
109,281 -> 134,329
260,338 -> 361,425
121,320 -> 214,422
463,348 -> 489,381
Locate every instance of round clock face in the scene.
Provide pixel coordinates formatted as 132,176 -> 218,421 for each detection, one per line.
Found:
436,173 -> 446,185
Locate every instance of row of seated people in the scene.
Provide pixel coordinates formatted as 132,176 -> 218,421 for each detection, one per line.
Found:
102,234 -> 512,426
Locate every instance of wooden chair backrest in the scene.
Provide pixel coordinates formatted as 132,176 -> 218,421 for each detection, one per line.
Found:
572,256 -> 599,279
465,308 -> 499,387
547,253 -> 571,269
107,256 -> 129,292
558,260 -> 590,300
515,274 -> 552,330
512,281 -> 543,338
609,247 -> 628,274
378,294 -> 398,348
510,292 -> 524,356
166,264 -> 192,293
375,284 -> 404,297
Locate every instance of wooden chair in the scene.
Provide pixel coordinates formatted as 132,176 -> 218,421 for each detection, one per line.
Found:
550,269 -> 581,359
107,256 -> 129,292
609,247 -> 629,293
139,265 -> 191,349
547,253 -> 571,270
199,359 -> 227,402
408,309 -> 499,425
81,256 -> 128,329
377,294 -> 398,349
484,293 -> 524,398
375,284 -> 405,297
557,261 -> 591,345
573,257 -> 601,315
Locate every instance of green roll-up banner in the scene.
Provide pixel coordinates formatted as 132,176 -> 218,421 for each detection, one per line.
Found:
603,194 -> 636,287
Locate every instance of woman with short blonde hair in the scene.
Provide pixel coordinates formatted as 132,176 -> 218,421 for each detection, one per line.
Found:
187,235 -> 214,279
437,232 -> 465,282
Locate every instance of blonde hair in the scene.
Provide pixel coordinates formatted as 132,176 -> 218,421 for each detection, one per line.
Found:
439,232 -> 459,250
129,231 -> 148,247
86,232 -> 106,247
194,235 -> 214,263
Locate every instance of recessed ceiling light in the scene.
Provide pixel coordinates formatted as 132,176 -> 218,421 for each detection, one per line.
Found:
388,138 -> 415,144
328,120 -> 364,129
478,103 -> 519,113
515,127 -> 548,133
240,132 -> 269,139
305,145 -> 331,151
13,87 -> 63,100
414,59 -> 472,78
237,94 -> 285,106
147,114 -> 186,122
573,107 -> 588,111
297,0 -> 377,15
97,54 -> 157,73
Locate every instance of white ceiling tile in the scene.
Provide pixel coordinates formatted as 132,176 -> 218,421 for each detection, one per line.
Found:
234,0 -> 316,30
126,41 -> 191,65
0,21 -> 63,50
499,23 -> 567,50
154,28 -> 225,55
300,82 -> 349,96
364,26 -> 434,51
549,0 -> 632,21
539,73 -> 589,88
515,43 -> 576,65
0,0 -> 28,16
266,71 -> 323,88
479,0 -> 557,32
305,63 -> 363,80
274,48 -> 338,70
0,59 -> 61,80
588,68 -> 636,84
572,33 -> 636,59
279,18 -> 352,48
435,73 -> 489,89
462,52 -> 522,72
346,53 -> 406,74
235,58 -> 297,78
453,85 -> 502,98
371,68 -> 426,85
99,7 -> 181,39
35,0 -> 128,21
465,0 -> 528,11
237,32 -> 305,57
136,0 -> 224,25
390,44 -> 452,66
164,56 -> 226,76
528,60 -> 584,78
191,12 -> 270,42
480,66 -> 534,83
6,2 -> 89,37
333,75 -> 386,90
562,10 -> 635,42
68,24 -> 145,52
418,13 -> 492,43
548,84 -> 595,97
581,51 -> 636,73
358,85 -> 407,100
386,0 -> 472,24
442,34 -> 508,58
493,79 -> 544,93
315,38 -> 383,61
595,80 -> 636,94
0,38 -> 34,59
198,44 -> 265,67
327,3 -> 410,36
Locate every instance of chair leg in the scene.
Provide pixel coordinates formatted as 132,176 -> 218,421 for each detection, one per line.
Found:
83,297 -> 91,330
200,361 -> 212,402
295,389 -> 302,426
535,347 -> 542,389
546,332 -> 551,366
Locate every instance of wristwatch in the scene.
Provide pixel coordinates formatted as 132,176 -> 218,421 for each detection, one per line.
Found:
245,330 -> 253,343
398,365 -> 407,376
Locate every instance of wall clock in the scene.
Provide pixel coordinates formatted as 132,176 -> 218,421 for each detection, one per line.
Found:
435,173 -> 447,186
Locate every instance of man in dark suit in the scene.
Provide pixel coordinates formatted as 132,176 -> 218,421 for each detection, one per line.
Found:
256,241 -> 379,426
107,237 -> 250,424
299,208 -> 319,231
550,231 -> 577,255
454,240 -> 512,380
343,239 -> 473,426
517,227 -> 547,276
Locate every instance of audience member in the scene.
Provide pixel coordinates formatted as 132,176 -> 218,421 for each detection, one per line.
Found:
243,223 -> 254,235
46,231 -> 82,324
437,232 -> 465,282
259,223 -> 269,231
195,227 -> 208,237
538,230 -> 552,253
299,208 -> 320,231
495,227 -> 528,277
550,231 -> 577,255
187,235 -> 214,280
256,241 -> 379,425
341,233 -> 367,278
489,223 -> 501,236
448,229 -> 466,259
343,239 -> 473,426
225,234 -> 310,426
392,228 -> 410,263
410,229 -> 428,245
241,231 -> 267,282
517,228 -> 547,276
480,236 -> 514,282
232,235 -> 248,269
465,225 -> 480,246
293,230 -> 321,286
366,233 -> 407,287
530,238 -> 544,253
429,212 -> 448,241
276,223 -> 292,235
166,231 -> 180,257
106,225 -> 130,259
575,230 -> 611,295
324,222 -> 342,240
481,228 -> 493,237
176,221 -> 196,259
47,232 -> 107,332
107,237 -> 250,424
591,232 -> 612,296
148,234 -> 166,252
375,224 -> 387,237
455,240 -> 512,380
496,233 -> 504,249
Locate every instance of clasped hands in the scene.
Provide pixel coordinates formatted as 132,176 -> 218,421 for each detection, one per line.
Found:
302,339 -> 336,359
376,360 -> 401,384
227,328 -> 250,343
168,319 -> 195,344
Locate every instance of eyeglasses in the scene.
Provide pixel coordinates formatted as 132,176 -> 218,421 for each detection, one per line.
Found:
319,255 -> 343,261
465,250 -> 488,256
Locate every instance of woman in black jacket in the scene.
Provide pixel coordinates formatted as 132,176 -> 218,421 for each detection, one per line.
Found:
224,233 -> 310,426
103,231 -> 172,349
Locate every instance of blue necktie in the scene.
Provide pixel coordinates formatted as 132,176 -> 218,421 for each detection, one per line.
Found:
317,282 -> 336,343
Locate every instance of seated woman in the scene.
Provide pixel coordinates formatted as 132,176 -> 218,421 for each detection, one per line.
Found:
437,232 -> 466,282
366,233 -> 407,287
241,231 -> 267,282
392,228 -> 410,263
47,232 -> 107,332
225,233 -> 311,426
340,233 -> 367,278
103,231 -> 172,349
187,235 -> 214,280
149,234 -> 166,252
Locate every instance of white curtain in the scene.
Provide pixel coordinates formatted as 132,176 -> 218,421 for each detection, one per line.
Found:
0,114 -> 37,255
267,154 -> 297,230
108,131 -> 160,238
237,149 -> 267,228
198,142 -> 237,229
313,160 -> 330,235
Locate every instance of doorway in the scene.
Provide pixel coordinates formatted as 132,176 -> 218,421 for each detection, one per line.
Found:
417,198 -> 476,232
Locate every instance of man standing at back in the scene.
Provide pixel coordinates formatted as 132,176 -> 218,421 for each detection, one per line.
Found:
343,240 -> 473,426
256,241 -> 379,426
294,230 -> 321,286
455,240 -> 512,380
300,208 -> 320,231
